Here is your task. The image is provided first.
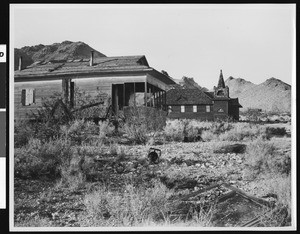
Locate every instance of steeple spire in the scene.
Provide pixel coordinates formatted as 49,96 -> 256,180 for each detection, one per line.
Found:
217,69 -> 225,88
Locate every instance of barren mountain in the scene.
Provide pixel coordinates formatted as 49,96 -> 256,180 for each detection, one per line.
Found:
225,77 -> 256,97
14,40 -> 106,70
171,76 -> 208,91
225,77 -> 291,113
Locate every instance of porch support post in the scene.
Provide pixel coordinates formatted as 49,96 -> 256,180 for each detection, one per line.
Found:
62,78 -> 70,106
144,81 -> 147,107
159,91 -> 162,109
164,91 -> 166,111
157,90 -> 160,108
123,83 -> 126,108
149,85 -> 152,107
154,86 -> 157,108
133,82 -> 136,106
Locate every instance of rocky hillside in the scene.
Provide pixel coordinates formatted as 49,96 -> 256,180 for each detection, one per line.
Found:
171,76 -> 208,91
225,77 -> 291,113
14,40 -> 106,70
225,77 -> 256,96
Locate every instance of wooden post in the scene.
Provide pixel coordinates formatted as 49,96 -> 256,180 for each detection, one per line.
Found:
149,85 -> 152,107
70,82 -> 75,108
164,91 -> 166,111
157,90 -> 160,109
159,91 -> 162,110
62,78 -> 70,105
154,86 -> 156,108
123,83 -> 126,108
115,85 -> 119,112
133,82 -> 136,106
144,81 -> 147,107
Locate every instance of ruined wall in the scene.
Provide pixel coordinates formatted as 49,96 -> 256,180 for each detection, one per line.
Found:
14,75 -> 147,120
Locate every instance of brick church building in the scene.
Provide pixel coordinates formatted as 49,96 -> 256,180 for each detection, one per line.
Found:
166,70 -> 242,121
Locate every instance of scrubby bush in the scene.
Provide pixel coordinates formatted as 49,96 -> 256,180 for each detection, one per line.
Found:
162,120 -> 272,143
32,122 -> 62,142
201,130 -> 217,142
56,149 -> 86,191
163,119 -> 186,142
243,140 -> 291,180
266,127 -> 287,137
218,123 -> 269,141
195,122 -> 269,142
163,119 -> 196,142
242,108 -> 263,122
99,120 -> 115,140
14,119 -> 35,148
163,119 -> 215,142
82,181 -> 173,226
14,119 -> 63,147
14,138 -> 73,179
123,121 -> 149,145
60,119 -> 99,145
123,106 -> 166,144
248,174 -> 291,227
210,121 -> 233,135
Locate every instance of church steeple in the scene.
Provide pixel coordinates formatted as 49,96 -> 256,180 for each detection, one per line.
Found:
217,69 -> 225,88
214,69 -> 229,98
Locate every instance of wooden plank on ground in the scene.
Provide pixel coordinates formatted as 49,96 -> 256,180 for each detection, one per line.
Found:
222,183 -> 273,207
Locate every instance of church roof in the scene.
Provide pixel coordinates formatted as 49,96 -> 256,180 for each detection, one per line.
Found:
229,98 -> 243,107
166,88 -> 213,105
204,91 -> 214,99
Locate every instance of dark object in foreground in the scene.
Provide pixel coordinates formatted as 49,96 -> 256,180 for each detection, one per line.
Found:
214,143 -> 247,154
148,148 -> 161,164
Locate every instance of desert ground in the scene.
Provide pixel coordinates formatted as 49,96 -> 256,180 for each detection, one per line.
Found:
14,115 -> 292,228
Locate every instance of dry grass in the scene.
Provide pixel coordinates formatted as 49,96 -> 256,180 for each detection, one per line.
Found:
14,118 -> 293,228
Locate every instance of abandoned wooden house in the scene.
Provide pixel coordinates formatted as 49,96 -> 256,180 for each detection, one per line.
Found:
166,70 -> 242,121
14,51 -> 176,121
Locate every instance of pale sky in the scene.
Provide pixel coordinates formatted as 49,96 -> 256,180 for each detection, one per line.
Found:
11,4 -> 295,89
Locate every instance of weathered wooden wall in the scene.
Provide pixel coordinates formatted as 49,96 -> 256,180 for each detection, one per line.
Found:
15,80 -> 62,119
14,75 -> 147,120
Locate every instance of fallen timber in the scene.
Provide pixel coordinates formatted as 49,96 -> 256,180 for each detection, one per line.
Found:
166,181 -> 277,226
171,182 -> 275,208
221,183 -> 275,208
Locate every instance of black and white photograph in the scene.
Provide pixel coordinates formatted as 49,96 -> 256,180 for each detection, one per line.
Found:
9,4 -> 296,231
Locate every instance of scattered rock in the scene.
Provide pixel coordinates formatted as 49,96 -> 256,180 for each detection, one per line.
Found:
214,144 -> 247,154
